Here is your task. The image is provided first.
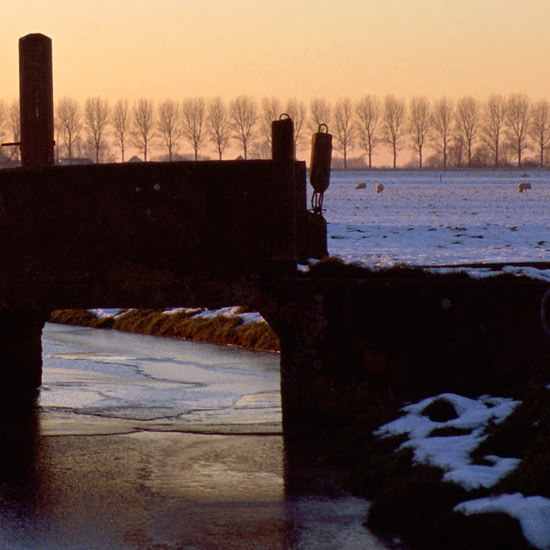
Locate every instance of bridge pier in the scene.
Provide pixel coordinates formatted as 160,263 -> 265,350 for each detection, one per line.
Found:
0,312 -> 49,407
268,271 -> 550,427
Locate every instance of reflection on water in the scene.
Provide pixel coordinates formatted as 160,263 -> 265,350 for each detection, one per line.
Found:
0,325 -> 395,549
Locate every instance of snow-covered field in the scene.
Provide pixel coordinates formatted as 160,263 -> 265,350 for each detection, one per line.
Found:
323,169 -> 550,268
323,170 -> 550,549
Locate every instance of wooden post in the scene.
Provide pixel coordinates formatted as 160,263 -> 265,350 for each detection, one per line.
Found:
271,115 -> 296,274
0,35 -> 53,407
19,33 -> 55,167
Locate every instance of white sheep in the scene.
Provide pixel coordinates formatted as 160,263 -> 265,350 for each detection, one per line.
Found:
355,182 -> 366,190
375,183 -> 384,193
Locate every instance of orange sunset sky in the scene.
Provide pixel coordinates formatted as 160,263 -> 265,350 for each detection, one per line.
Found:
2,0 -> 550,104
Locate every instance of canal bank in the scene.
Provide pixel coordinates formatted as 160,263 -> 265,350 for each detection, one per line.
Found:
49,306 -> 280,352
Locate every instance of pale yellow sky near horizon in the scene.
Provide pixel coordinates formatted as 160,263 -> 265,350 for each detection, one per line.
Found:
3,0 -> 550,104
2,0 -> 550,104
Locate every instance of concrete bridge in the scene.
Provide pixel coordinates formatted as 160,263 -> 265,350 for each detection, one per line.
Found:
2,34 -> 550,425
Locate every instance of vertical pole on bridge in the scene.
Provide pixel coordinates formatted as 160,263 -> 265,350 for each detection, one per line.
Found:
271,115 -> 297,274
0,35 -> 53,408
19,33 -> 55,167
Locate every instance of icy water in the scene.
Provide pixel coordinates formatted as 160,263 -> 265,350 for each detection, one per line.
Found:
0,325 -> 393,550
325,169 -> 550,267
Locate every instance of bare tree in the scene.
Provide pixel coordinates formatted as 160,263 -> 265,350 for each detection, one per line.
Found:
355,95 -> 381,169
229,95 -> 258,159
309,97 -> 332,133
430,97 -> 454,168
8,100 -> 20,161
181,97 -> 206,161
448,133 -> 466,167
285,97 -> 307,150
259,97 -> 282,153
455,96 -> 480,167
333,97 -> 355,169
0,99 -> 7,143
505,93 -> 530,167
112,98 -> 130,162
529,99 -> 550,167
84,97 -> 110,163
206,97 -> 231,160
157,99 -> 181,161
383,95 -> 406,169
56,97 -> 82,160
482,94 -> 507,167
131,98 -> 155,161
408,96 -> 431,168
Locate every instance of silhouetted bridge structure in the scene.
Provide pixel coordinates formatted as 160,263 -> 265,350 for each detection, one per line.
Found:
1,35 -> 550,425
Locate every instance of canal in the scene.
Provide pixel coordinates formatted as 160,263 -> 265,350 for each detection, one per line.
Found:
0,324 -> 395,549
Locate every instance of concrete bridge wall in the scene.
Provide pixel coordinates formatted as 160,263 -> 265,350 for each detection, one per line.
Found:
265,269 -> 550,426
0,160 -> 317,310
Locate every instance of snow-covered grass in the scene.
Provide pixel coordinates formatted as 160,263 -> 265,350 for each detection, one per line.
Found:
372,392 -> 550,549
375,393 -> 520,491
456,494 -> 550,550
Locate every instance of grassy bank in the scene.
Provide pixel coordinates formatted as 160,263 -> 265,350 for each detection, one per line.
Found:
338,385 -> 550,550
49,307 -> 280,352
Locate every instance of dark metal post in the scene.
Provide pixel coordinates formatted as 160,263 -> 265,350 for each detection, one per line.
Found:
271,115 -> 296,273
19,33 -> 55,167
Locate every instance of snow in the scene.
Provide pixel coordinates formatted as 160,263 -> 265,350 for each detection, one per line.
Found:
375,393 -> 520,490
323,170 -> 550,277
455,494 -> 550,550
161,306 -> 264,325
195,306 -> 265,325
374,392 -> 550,547
88,308 -> 122,319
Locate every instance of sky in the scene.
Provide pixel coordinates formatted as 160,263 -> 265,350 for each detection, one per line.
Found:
2,0 -> 550,104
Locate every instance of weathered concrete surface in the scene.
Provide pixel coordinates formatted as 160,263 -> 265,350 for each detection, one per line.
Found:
0,159 -> 318,311
263,270 -> 550,426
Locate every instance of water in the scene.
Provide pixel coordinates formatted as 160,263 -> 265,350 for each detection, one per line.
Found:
0,324 -> 395,550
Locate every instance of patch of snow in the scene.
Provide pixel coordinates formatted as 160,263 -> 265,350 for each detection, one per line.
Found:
198,306 -> 245,319
199,307 -> 265,325
162,306 -> 265,325
455,493 -> 550,550
375,393 -> 520,490
88,309 -> 123,319
500,265 -> 550,282
163,307 -> 203,316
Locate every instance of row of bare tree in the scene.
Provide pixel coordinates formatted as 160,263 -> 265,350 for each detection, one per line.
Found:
0,93 -> 547,168
347,93 -> 546,169
0,96 -> 307,164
